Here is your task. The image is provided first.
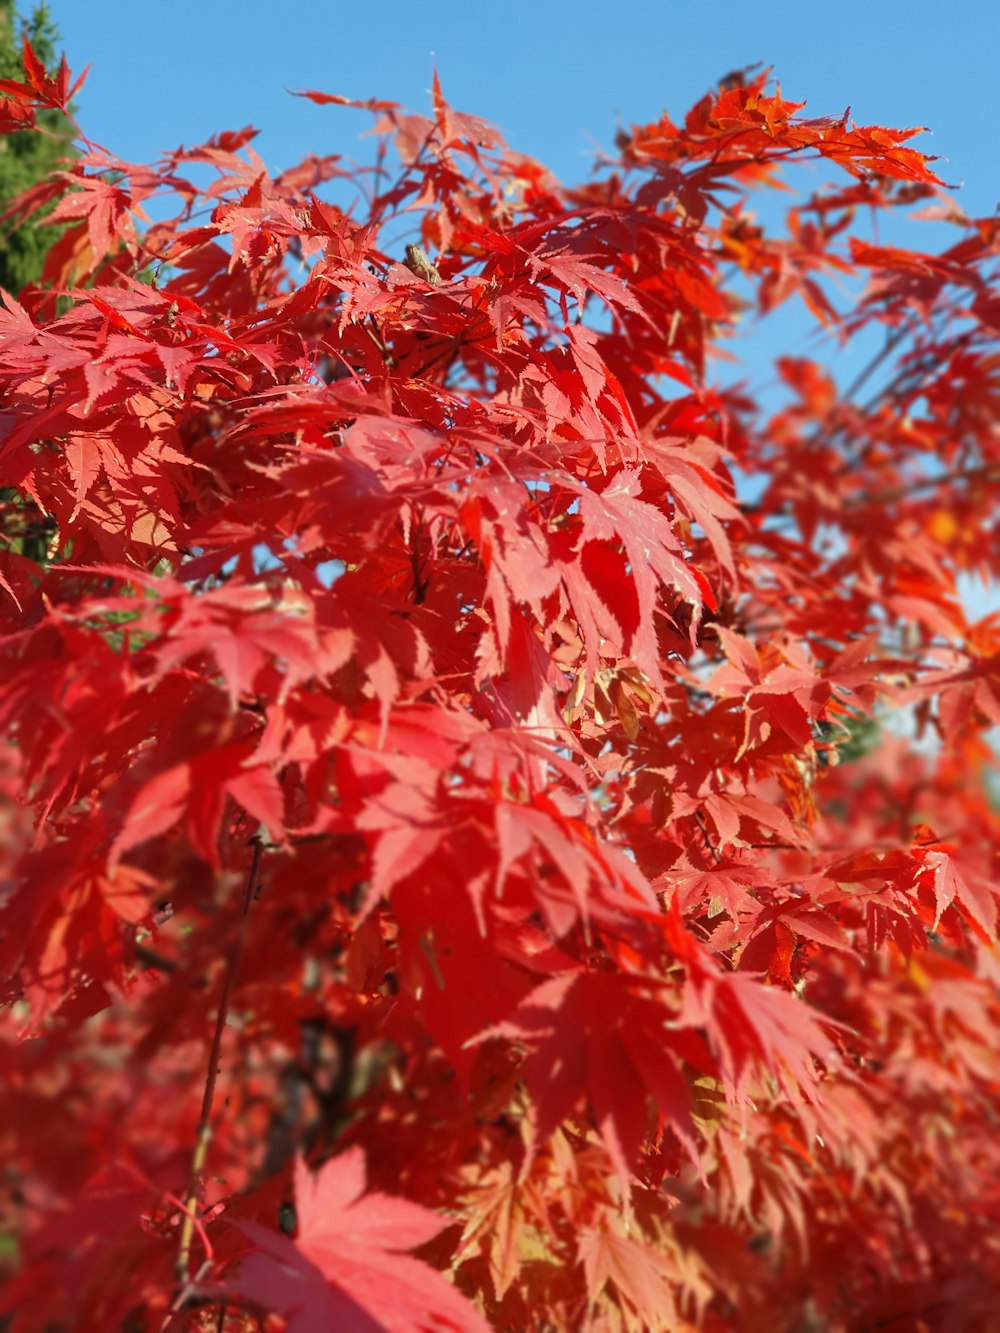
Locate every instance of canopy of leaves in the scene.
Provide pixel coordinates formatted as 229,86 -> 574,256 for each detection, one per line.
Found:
0,45 -> 997,1333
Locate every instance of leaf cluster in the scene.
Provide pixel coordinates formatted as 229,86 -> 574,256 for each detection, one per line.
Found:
0,52 -> 998,1333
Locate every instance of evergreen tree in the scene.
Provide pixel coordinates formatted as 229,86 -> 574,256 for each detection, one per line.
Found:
0,1 -> 75,291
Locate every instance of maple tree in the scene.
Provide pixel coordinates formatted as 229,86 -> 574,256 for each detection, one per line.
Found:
0,35 -> 998,1331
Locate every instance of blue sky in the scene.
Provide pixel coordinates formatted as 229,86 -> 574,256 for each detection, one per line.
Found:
53,0 -> 999,615
58,1 -> 997,216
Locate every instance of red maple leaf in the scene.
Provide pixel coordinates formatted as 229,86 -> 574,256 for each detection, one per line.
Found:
234,1150 -> 488,1332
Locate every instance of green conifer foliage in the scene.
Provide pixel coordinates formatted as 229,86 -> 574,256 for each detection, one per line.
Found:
0,1 -> 75,292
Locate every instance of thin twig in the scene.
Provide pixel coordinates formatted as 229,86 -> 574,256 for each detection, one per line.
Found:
175,837 -> 264,1286
694,809 -> 723,865
360,315 -> 395,366
838,325 -> 909,408
843,463 -> 1000,510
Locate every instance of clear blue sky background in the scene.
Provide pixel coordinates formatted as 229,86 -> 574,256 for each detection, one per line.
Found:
57,0 -> 997,217
53,0 -> 999,614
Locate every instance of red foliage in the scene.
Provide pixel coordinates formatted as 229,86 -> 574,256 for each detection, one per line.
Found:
1,47 -> 998,1331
